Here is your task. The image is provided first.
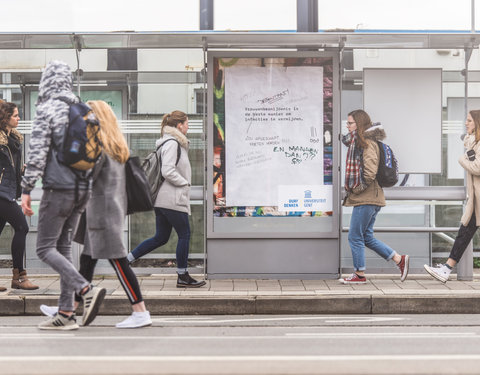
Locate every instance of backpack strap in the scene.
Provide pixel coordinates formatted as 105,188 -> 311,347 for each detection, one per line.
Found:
156,138 -> 181,166
155,138 -> 181,184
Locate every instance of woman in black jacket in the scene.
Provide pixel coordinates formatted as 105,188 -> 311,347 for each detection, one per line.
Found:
0,101 -> 37,290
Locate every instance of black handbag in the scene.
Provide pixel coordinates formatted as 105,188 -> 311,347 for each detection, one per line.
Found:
125,156 -> 154,215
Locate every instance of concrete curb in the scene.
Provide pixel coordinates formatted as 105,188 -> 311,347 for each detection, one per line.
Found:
372,295 -> 480,314
255,296 -> 371,314
6,294 -> 480,315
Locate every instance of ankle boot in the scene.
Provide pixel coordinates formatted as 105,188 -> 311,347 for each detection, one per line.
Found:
11,269 -> 39,290
0,286 -> 6,292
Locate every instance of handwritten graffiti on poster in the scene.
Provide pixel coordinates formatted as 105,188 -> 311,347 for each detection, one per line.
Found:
225,66 -> 324,207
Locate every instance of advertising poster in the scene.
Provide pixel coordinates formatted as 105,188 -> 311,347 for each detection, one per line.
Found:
225,66 -> 324,207
212,57 -> 334,218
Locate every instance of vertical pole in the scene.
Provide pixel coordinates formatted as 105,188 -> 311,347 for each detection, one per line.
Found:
472,0 -> 475,33
73,35 -> 82,98
202,38 -> 208,279
200,0 -> 214,30
297,0 -> 318,32
457,4 -> 474,279
199,0 -> 212,276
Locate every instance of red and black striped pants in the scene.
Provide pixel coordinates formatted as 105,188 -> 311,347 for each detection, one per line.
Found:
75,253 -> 143,305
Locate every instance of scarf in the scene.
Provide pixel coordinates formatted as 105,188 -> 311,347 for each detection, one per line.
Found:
342,130 -> 366,193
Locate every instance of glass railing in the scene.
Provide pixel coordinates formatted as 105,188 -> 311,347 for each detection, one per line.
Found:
0,120 -> 205,264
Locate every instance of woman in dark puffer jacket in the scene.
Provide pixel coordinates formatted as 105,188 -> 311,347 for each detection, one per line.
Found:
0,101 -> 38,290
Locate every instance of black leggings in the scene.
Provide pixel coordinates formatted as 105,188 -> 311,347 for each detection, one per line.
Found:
75,253 -> 143,305
449,211 -> 478,262
0,199 -> 29,271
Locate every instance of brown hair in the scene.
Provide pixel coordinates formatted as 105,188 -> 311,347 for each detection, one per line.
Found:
0,101 -> 17,133
161,110 -> 188,135
470,110 -> 480,143
348,109 -> 372,148
87,100 -> 130,164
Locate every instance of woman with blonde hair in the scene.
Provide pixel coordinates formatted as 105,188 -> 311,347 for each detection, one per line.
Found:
41,100 -> 151,328
341,109 -> 409,284
127,110 -> 206,288
425,110 -> 480,283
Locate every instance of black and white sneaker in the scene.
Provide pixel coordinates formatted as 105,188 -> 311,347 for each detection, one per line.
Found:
38,313 -> 79,331
81,286 -> 106,326
176,272 -> 206,288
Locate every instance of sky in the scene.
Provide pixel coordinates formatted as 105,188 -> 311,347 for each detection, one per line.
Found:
0,0 -> 475,32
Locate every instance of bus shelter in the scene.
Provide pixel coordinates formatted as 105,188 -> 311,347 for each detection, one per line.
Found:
0,31 -> 478,279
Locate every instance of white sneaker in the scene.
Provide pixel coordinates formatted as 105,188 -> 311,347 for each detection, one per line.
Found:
116,311 -> 152,329
424,264 -> 451,283
40,304 -> 58,317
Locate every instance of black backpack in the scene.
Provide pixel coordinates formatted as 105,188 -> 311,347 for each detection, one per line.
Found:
141,138 -> 181,201
376,141 -> 398,188
57,99 -> 102,171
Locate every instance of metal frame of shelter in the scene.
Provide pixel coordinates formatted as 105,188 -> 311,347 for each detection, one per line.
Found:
0,31 -> 477,278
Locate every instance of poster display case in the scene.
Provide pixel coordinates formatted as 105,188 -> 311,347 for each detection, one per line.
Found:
206,52 -> 340,278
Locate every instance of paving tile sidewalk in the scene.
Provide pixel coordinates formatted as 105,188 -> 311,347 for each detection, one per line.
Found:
2,274 -> 480,315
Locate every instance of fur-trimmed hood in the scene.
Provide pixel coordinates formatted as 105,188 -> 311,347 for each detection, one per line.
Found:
363,123 -> 386,142
156,126 -> 189,149
0,128 -> 23,146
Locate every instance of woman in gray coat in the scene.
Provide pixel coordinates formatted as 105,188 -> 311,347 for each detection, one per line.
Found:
127,111 -> 206,288
41,100 -> 151,328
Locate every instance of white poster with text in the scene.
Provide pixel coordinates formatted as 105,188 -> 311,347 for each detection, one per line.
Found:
225,66 -> 324,206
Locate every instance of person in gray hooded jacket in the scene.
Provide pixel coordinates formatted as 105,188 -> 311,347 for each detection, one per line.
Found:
39,100 -> 152,329
127,110 -> 206,288
21,60 -> 106,330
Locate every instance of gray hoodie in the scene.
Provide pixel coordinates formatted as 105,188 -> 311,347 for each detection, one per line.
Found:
22,60 -> 88,193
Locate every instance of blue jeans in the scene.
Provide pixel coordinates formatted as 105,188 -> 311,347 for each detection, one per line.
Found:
131,207 -> 190,271
348,205 -> 395,272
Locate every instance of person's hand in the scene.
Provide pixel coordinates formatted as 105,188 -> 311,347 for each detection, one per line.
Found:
21,194 -> 34,216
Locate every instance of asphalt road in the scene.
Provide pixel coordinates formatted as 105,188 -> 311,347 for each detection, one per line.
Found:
1,314 -> 480,374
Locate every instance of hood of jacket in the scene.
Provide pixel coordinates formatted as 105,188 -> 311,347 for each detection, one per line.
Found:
156,126 -> 189,149
363,123 -> 387,142
0,128 -> 23,146
37,60 -> 77,105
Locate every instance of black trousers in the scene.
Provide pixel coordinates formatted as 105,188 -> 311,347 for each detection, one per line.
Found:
449,211 -> 478,263
75,253 -> 143,305
0,199 -> 29,271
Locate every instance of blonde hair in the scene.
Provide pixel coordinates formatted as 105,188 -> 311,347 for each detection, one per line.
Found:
161,110 -> 187,135
87,100 -> 129,164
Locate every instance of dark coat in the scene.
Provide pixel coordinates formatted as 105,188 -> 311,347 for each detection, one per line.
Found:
0,129 -> 23,201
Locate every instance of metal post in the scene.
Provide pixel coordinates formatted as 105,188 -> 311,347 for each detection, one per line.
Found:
472,0 -> 475,33
200,0 -> 214,30
458,40 -> 474,281
202,38 -> 207,279
296,0 -> 318,32
73,35 -> 82,97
